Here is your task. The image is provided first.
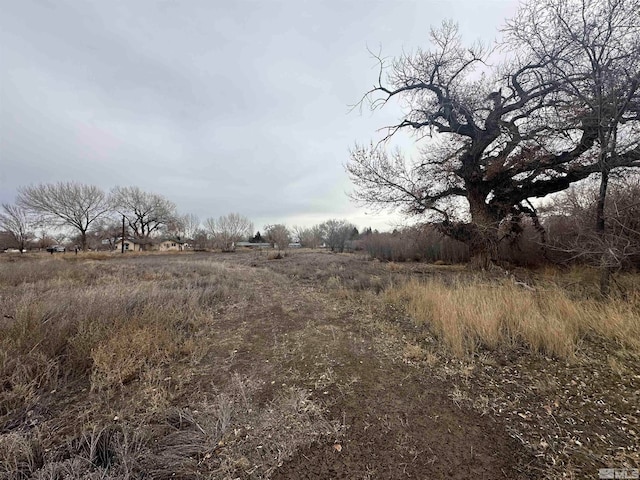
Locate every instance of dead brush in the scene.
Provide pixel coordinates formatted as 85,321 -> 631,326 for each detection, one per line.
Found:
0,254 -> 348,478
0,431 -> 44,478
0,255 -> 245,419
90,320 -> 180,391
267,250 -> 285,260
215,386 -> 344,479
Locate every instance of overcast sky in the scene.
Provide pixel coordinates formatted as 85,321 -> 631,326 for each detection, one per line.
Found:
1,0 -> 519,232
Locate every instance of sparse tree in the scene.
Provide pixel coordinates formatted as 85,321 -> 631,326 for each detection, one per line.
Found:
320,219 -> 357,252
265,224 -> 291,251
17,182 -> 111,251
348,7 -> 640,268
0,203 -> 33,252
293,225 -> 324,248
178,213 -> 200,241
204,213 -> 253,251
110,186 -> 177,249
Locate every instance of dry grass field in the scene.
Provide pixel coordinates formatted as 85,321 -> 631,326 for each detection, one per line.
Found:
0,250 -> 638,479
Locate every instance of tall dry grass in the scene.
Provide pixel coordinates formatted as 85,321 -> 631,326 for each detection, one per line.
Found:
0,257 -> 238,419
388,278 -> 640,359
0,254 -> 346,479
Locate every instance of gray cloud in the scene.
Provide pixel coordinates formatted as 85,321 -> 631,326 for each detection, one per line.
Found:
1,0 -> 518,231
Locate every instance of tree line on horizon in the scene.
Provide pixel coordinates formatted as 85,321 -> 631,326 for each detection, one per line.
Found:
0,182 -> 364,254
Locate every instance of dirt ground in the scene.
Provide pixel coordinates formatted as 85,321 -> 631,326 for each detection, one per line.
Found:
2,250 -> 637,479
191,251 -> 536,479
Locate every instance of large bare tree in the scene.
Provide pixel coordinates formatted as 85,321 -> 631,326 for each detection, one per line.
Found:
347,6 -> 640,267
110,186 -> 177,249
17,182 -> 111,251
204,213 -> 253,251
0,203 -> 33,252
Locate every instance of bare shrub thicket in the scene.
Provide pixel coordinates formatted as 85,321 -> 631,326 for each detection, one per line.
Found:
362,225 -> 469,263
293,225 -> 324,248
496,217 -> 548,267
319,219 -> 357,253
543,177 -> 640,270
265,224 -> 291,251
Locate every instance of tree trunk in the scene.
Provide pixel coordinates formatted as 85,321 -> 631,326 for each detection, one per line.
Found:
467,186 -> 500,269
599,263 -> 612,297
468,240 -> 497,270
596,169 -> 608,235
435,183 -> 503,269
597,170 -> 610,296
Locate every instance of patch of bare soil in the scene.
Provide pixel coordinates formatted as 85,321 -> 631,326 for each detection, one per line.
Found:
273,362 -> 532,480
452,346 -> 640,479
241,251 -> 639,479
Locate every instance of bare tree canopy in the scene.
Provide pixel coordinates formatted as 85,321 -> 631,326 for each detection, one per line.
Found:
347,1 -> 640,266
204,213 -> 253,251
17,182 -> 110,251
320,219 -> 357,252
177,213 -> 201,241
0,203 -> 33,252
111,186 -> 177,247
293,225 -> 324,248
506,0 -> 640,234
264,224 -> 291,251
88,217 -> 125,251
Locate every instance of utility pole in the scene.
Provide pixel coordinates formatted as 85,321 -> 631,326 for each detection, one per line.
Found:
121,214 -> 125,254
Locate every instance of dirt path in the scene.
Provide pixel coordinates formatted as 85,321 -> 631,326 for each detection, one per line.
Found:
211,253 -> 536,479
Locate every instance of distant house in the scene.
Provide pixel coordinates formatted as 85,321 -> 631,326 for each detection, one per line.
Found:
114,238 -> 143,252
158,239 -> 184,252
